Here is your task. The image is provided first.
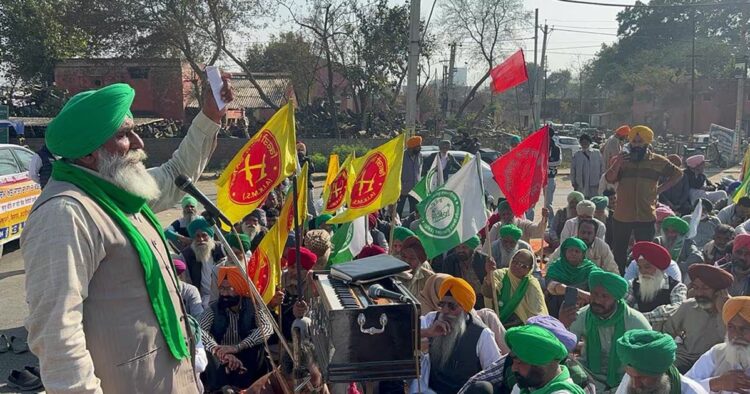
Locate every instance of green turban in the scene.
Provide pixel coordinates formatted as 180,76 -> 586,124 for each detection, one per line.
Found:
393,226 -> 415,242
591,196 -> 609,210
567,191 -> 585,204
227,233 -> 251,251
181,195 -> 198,208
46,83 -> 136,159
616,329 -> 677,376
187,217 -> 215,238
661,216 -> 689,235
499,224 -> 522,241
561,236 -> 588,254
463,235 -> 480,250
314,214 -> 333,229
506,325 -> 568,366
498,200 -> 511,212
589,270 -> 628,299
511,135 -> 522,144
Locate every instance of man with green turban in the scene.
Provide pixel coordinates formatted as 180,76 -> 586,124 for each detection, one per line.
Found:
227,233 -> 252,263
591,195 -> 609,223
656,216 -> 703,277
22,79 -> 234,393
490,224 -> 532,269
438,235 -> 495,309
559,271 -> 651,392
546,237 -> 602,316
165,195 -> 200,248
391,226 -> 415,257
615,329 -> 704,394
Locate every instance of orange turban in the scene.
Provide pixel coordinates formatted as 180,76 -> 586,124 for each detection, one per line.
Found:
406,136 -> 423,149
615,125 -> 631,137
723,296 -> 750,325
438,276 -> 476,312
217,266 -> 251,298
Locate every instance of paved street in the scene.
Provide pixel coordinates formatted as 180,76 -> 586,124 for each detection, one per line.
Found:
0,166 -> 740,392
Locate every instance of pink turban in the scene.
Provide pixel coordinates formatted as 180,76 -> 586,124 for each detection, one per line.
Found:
656,205 -> 675,222
734,234 -> 750,253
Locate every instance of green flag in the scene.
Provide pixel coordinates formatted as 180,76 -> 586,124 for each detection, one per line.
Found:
328,215 -> 372,266
409,153 -> 443,202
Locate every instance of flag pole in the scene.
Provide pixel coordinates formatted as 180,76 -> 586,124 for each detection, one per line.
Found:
473,152 -> 499,315
292,175 -> 303,298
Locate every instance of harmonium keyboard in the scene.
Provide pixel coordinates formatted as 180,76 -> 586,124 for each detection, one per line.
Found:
310,272 -> 421,382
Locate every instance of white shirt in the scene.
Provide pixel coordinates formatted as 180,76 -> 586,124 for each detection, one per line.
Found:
625,259 -> 683,283
511,383 -> 576,394
420,311 -> 501,370
615,373 -> 706,394
28,152 -> 43,184
686,344 -> 745,394
559,217 -> 606,244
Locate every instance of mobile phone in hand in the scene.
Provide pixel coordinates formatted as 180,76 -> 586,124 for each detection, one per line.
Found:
563,286 -> 578,308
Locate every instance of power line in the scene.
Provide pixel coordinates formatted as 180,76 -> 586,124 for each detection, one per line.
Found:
557,0 -> 750,7
554,28 -> 619,36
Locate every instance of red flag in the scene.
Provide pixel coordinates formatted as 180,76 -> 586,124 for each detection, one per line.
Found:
490,126 -> 550,217
490,50 -> 529,94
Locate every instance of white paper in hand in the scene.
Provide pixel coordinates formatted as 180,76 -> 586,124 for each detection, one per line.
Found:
206,66 -> 227,111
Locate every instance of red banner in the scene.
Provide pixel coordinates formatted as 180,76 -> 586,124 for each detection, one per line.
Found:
490,49 -> 529,94
491,126 -> 550,217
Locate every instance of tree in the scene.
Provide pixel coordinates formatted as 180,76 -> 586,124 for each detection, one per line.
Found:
546,70 -> 572,99
438,0 -> 530,119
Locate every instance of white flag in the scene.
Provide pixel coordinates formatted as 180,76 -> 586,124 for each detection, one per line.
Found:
687,201 -> 702,240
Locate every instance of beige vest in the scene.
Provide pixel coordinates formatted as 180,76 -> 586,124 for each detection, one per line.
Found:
32,180 -> 199,393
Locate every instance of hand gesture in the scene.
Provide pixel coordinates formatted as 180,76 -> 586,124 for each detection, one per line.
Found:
559,304 -> 579,328
222,354 -> 246,372
213,345 -> 237,360
202,71 -> 234,124
268,287 -> 284,309
293,300 -> 309,319
709,370 -> 750,393
485,258 -> 497,275
428,319 -> 451,337
541,207 -> 549,218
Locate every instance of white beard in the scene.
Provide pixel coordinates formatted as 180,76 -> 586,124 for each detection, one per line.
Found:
182,213 -> 197,226
430,312 -> 467,370
638,273 -> 665,303
724,337 -> 750,370
242,223 -> 259,240
192,237 -> 216,263
627,373 -> 670,394
96,148 -> 161,201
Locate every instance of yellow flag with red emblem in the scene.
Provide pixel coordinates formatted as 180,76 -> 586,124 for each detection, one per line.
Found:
323,154 -> 340,193
328,134 -> 405,224
245,163 -> 308,303
321,153 -> 354,214
216,103 -> 298,227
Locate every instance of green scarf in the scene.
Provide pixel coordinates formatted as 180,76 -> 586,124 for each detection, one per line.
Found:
584,299 -> 626,389
520,366 -> 585,394
498,271 -> 529,323
546,238 -> 600,286
665,235 -> 684,261
667,365 -> 682,394
51,161 -> 189,360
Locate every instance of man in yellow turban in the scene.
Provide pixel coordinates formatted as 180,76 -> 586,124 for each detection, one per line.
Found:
420,275 -> 501,393
399,135 -> 423,217
686,296 -> 750,393
22,78 -> 234,393
605,124 -> 683,274
200,266 -> 272,391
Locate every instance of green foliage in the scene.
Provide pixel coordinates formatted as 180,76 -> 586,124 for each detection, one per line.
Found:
310,152 -> 328,172
331,143 -> 370,159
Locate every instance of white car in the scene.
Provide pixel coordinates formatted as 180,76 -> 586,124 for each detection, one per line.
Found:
0,144 -> 40,256
420,150 -> 503,201
554,135 -> 581,154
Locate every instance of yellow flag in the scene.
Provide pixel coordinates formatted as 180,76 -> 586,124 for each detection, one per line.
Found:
321,153 -> 354,214
246,164 -> 308,303
216,103 -> 298,226
328,134 -> 405,224
324,154 -> 340,192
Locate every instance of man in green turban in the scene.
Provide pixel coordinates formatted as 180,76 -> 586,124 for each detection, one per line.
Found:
616,329 -> 704,394
490,223 -> 532,269
559,271 -> 651,392
391,226 -> 415,257
165,195 -> 200,248
439,235 -> 495,309
22,79 -> 234,393
656,216 -> 703,276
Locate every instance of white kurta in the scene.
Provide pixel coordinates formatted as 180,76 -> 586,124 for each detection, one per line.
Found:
685,344 -> 746,394
615,373 -> 707,394
559,217 -> 607,244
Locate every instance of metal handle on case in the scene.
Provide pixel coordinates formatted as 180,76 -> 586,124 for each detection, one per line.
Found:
357,313 -> 388,335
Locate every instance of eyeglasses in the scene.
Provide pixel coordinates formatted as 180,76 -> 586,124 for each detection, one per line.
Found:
511,261 -> 533,270
437,301 -> 460,312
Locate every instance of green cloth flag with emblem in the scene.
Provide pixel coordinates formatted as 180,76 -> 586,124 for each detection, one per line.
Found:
328,215 -> 373,265
415,155 -> 488,259
409,151 -> 443,202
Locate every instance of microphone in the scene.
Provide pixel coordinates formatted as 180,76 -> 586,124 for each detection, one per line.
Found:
174,175 -> 232,226
368,284 -> 409,303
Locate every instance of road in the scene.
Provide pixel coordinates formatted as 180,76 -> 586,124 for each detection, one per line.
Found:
0,166 -> 740,392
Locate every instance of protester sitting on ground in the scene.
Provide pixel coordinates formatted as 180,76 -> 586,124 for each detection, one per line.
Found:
659,154 -> 693,216
625,241 -> 687,331
685,296 -> 750,393
173,258 -> 203,319
490,224 -> 532,269
559,200 -> 607,244
226,233 -> 252,265
181,217 -> 227,309
663,264 -> 732,373
271,247 -> 317,341
549,191 -> 585,247
717,196 -> 750,227
606,125 -> 683,273
435,236 -> 495,309
549,218 -> 618,273
656,216 -> 704,277
591,196 -> 609,224
356,244 -> 386,259
702,224 -> 734,265
684,199 -> 722,250
240,209 -> 268,251
368,213 -> 389,252
391,226 -> 415,258
200,267 -> 273,392
265,208 -> 279,230
487,201 -> 548,245
303,229 -> 332,270
559,271 -> 652,392
615,329 -> 705,394
399,236 -> 435,299
245,340 -> 328,394
546,237 -> 603,318
482,250 -> 547,328
165,195 -> 200,249
685,154 -> 727,206
312,213 -> 335,234
656,204 -> 676,234
721,234 -> 750,296
420,276 -> 501,394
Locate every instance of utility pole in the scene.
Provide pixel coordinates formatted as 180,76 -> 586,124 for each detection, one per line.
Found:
735,56 -> 747,163
690,9 -> 696,139
446,42 -> 457,119
534,24 -> 549,128
532,9 -> 539,109
433,67 -> 440,136
404,0 -> 421,135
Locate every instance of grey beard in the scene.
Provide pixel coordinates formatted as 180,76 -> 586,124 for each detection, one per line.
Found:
723,337 -> 750,371
627,373 -> 670,394
192,238 -> 216,263
638,273 -> 665,303
429,312 -> 467,370
96,147 -> 161,201
242,223 -> 259,240
182,213 -> 196,226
